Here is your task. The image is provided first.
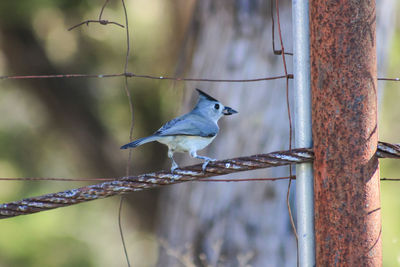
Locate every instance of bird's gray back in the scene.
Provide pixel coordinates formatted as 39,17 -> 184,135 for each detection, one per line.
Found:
154,113 -> 219,138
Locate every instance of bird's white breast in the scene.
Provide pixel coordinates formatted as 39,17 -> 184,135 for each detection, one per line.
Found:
157,135 -> 215,153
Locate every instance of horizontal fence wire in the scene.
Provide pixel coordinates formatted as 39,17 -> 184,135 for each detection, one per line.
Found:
0,141 -> 398,220
0,176 -> 294,182
1,147 -> 314,219
0,72 -> 291,82
2,73 -> 400,82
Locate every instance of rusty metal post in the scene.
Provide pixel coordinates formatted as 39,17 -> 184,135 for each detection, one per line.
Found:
310,0 -> 381,266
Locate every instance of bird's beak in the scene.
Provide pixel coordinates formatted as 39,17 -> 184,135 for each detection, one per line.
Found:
223,106 -> 238,115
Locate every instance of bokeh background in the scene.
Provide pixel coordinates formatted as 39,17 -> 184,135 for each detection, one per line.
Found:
0,0 -> 398,266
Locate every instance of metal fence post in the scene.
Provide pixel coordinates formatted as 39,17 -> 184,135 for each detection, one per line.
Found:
310,0 -> 381,265
292,0 -> 315,266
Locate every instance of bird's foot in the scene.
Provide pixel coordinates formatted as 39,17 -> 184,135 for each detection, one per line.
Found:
201,158 -> 216,172
170,161 -> 179,173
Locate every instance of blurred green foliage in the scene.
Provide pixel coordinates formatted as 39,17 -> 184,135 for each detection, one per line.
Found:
0,0 -> 184,266
381,16 -> 400,267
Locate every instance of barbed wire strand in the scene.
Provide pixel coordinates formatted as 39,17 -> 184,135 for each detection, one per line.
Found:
2,73 -> 399,82
0,73 -> 290,82
68,20 -> 124,31
1,141 -> 399,220
273,0 -> 299,250
68,0 -> 124,31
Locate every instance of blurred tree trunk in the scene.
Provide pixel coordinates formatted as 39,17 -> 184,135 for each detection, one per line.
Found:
157,1 -> 296,266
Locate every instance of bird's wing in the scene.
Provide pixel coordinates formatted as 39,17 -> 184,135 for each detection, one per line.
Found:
155,114 -> 219,137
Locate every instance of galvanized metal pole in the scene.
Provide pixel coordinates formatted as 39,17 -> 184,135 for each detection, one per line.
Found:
292,0 -> 315,266
310,0 -> 381,266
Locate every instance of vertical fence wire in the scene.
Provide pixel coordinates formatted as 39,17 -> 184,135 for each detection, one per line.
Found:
273,0 -> 299,250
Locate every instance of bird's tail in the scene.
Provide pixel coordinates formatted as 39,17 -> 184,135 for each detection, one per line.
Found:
120,135 -> 159,149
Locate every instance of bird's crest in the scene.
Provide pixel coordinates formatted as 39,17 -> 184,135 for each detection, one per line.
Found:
196,88 -> 219,102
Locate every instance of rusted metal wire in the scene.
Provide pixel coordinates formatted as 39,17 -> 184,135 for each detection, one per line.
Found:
0,141 -> 399,220
68,19 -> 125,31
0,72 -> 291,82
380,178 -> 400,181
377,77 -> 400,81
377,141 -> 400,158
0,148 -> 313,219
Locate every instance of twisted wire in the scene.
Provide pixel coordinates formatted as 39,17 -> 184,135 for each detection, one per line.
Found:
0,141 -> 398,219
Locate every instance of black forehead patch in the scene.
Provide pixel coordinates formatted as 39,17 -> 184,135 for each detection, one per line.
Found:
196,88 -> 219,102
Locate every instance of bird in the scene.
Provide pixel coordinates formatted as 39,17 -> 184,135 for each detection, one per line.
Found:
120,88 -> 238,172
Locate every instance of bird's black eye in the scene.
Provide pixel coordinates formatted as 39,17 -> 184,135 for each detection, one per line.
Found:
214,104 -> 220,110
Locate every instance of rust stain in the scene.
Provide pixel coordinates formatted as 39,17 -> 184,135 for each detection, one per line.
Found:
311,0 -> 381,266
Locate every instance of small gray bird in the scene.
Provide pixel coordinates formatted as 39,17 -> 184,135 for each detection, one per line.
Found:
120,89 -> 238,172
